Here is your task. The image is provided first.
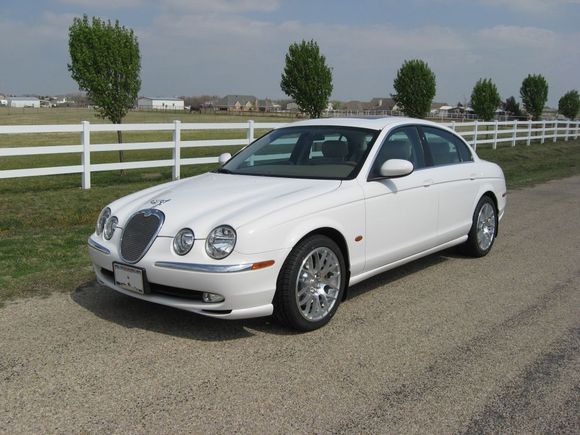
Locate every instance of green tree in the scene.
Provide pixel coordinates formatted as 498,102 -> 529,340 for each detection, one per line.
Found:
470,78 -> 501,121
68,15 -> 141,165
503,96 -> 522,118
520,74 -> 548,120
558,90 -> 580,120
391,59 -> 436,118
281,40 -> 333,118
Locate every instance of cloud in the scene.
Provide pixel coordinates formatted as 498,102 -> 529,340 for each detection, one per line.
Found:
478,0 -> 580,13
58,0 -> 146,8
477,25 -> 559,47
159,0 -> 281,13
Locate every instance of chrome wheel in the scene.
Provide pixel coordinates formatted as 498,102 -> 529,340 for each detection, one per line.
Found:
476,202 -> 496,251
295,247 -> 342,322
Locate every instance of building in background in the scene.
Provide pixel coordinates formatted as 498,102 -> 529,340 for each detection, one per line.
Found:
137,97 -> 184,110
8,97 -> 40,108
214,95 -> 258,112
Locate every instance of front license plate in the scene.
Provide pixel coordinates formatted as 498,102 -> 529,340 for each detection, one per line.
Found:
114,263 -> 145,294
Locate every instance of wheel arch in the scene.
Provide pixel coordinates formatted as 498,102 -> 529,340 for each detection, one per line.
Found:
286,227 -> 351,301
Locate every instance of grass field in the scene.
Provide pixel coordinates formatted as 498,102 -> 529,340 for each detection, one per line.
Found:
1,108 -> 580,307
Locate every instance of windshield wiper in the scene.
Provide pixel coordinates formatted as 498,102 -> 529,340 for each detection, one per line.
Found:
215,168 -> 233,174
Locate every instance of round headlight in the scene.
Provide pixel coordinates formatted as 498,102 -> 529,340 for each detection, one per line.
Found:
205,225 -> 236,259
96,207 -> 111,236
103,216 -> 118,240
174,228 -> 195,255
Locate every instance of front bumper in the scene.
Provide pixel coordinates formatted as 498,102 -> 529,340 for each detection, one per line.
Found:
88,235 -> 289,320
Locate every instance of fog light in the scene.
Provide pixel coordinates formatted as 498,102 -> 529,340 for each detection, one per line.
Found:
202,292 -> 225,303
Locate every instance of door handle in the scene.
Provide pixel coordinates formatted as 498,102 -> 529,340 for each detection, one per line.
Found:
423,179 -> 433,187
469,173 -> 477,180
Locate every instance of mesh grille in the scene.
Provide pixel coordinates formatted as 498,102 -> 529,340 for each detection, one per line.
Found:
120,210 -> 164,263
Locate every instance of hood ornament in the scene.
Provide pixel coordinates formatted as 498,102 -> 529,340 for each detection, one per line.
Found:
150,199 -> 171,208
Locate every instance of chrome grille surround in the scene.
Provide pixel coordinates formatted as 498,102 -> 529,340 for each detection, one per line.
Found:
120,209 -> 165,264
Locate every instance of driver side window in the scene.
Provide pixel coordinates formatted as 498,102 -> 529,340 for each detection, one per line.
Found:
371,126 -> 425,177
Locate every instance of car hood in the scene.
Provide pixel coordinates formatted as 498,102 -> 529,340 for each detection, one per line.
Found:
112,173 -> 341,238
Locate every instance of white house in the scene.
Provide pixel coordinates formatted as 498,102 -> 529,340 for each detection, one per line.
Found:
138,97 -> 184,111
8,97 -> 40,108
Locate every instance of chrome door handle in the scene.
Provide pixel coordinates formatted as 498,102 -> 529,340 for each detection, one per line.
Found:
469,173 -> 477,180
423,179 -> 433,187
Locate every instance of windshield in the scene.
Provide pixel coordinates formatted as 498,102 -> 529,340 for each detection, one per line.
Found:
219,126 -> 380,180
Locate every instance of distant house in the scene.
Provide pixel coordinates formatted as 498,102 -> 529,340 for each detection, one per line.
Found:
286,102 -> 300,112
138,97 -> 185,111
343,100 -> 370,112
214,95 -> 258,112
8,97 -> 40,108
369,97 -> 396,111
257,99 -> 274,112
431,104 -> 453,116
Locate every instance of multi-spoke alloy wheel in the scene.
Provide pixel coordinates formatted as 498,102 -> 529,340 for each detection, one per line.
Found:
295,247 -> 341,322
476,202 -> 496,251
274,235 -> 346,331
463,196 -> 498,257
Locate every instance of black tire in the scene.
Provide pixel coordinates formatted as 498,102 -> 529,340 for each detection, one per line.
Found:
273,235 -> 347,331
462,195 -> 498,257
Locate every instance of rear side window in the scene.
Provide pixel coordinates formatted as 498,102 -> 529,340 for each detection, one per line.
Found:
422,127 -> 473,166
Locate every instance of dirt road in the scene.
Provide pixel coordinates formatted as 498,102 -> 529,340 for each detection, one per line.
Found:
1,176 -> 579,434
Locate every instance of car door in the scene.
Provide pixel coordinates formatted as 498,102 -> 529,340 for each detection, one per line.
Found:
362,126 -> 439,272
419,126 -> 479,243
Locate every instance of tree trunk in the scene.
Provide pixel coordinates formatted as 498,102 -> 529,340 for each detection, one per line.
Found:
117,120 -> 126,176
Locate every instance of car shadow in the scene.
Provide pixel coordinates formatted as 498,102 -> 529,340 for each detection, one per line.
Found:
72,249 -> 455,341
346,250 -> 450,299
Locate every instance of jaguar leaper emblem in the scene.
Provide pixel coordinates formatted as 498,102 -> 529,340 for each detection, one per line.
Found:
150,199 -> 171,207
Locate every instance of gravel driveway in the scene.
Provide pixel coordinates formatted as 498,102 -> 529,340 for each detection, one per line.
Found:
1,176 -> 579,434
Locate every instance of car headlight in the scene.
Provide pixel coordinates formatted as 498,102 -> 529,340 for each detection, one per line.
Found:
174,228 -> 195,255
103,216 -> 118,240
205,225 -> 236,259
96,207 -> 111,236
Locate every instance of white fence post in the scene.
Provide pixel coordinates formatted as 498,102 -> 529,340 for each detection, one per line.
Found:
541,121 -> 546,144
576,121 -> 579,140
473,120 -> 479,151
172,120 -> 181,180
512,120 -> 517,147
451,121 -> 456,131
492,120 -> 498,150
553,121 -> 558,143
527,120 -> 532,146
247,120 -> 255,144
565,122 -> 570,141
81,121 -> 91,189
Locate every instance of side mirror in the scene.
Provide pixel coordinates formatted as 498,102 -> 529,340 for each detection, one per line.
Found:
379,159 -> 414,178
218,153 -> 232,165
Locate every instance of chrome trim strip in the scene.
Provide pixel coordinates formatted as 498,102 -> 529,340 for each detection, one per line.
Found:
154,261 -> 254,273
88,237 -> 111,255
120,208 -> 165,264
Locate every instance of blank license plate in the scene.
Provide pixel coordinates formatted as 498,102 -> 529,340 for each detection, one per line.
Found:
114,263 -> 145,294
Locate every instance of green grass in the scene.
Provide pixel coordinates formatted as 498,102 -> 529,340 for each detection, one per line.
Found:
1,108 -> 579,307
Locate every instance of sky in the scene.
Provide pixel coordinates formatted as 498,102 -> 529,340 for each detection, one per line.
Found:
0,0 -> 579,106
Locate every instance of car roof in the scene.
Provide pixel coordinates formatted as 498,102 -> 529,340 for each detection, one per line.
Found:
281,116 -> 444,131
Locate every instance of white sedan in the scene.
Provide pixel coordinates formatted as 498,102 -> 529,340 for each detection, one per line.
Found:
88,117 -> 506,331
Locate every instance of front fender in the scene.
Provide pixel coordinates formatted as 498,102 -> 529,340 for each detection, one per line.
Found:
235,183 -> 366,276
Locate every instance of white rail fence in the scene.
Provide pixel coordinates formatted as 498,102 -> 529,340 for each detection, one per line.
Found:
0,119 -> 579,189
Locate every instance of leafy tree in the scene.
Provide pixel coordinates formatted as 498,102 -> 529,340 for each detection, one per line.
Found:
391,59 -> 436,118
520,74 -> 548,120
503,96 -> 522,118
280,40 -> 333,118
558,90 -> 580,120
470,78 -> 501,121
68,15 -> 141,165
